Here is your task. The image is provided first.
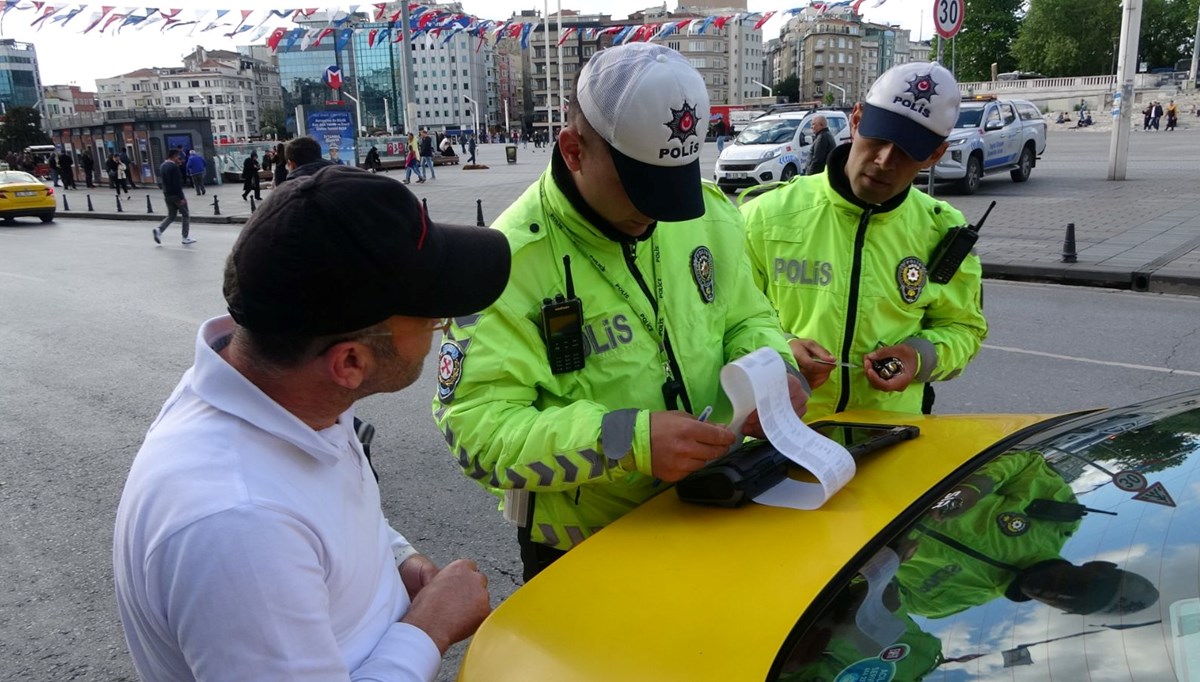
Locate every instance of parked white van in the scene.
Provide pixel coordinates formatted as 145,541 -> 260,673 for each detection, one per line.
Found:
713,108 -> 851,193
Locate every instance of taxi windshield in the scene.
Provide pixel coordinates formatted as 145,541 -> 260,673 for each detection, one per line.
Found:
772,393 -> 1200,681
0,171 -> 40,184
735,119 -> 800,145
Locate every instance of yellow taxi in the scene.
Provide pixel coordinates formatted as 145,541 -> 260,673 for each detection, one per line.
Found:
460,391 -> 1198,681
0,170 -> 56,224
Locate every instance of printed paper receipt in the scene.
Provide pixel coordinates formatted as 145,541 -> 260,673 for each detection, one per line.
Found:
720,347 -> 856,510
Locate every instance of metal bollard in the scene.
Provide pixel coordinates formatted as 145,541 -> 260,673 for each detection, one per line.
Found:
212,195 -> 220,216
476,199 -> 485,227
146,195 -> 154,213
1062,222 -> 1078,263
250,196 -> 257,213
62,194 -> 70,211
422,197 -> 428,214
87,194 -> 94,212
115,194 -> 123,213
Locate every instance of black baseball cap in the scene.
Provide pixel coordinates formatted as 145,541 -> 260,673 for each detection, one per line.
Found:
225,164 -> 510,335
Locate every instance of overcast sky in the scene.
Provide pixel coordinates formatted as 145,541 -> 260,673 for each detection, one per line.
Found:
2,0 -> 931,91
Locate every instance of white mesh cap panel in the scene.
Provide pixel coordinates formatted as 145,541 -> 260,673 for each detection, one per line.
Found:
577,43 -> 710,168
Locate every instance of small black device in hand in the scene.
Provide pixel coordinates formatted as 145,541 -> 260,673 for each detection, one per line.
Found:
872,357 -> 904,381
928,200 -> 995,285
541,255 -> 586,374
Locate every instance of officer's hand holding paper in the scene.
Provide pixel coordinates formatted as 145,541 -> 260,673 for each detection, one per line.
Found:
721,348 -> 856,510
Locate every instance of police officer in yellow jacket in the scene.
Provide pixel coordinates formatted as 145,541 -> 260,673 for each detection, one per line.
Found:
742,62 -> 988,420
433,43 -> 807,580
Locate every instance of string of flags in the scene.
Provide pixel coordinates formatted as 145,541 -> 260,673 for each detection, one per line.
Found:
0,2 -> 888,52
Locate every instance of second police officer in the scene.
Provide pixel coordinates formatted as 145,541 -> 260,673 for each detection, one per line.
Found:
742,62 -> 988,420
433,43 -> 809,580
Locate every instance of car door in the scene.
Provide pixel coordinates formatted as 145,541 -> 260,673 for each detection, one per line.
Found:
981,104 -> 1008,170
998,102 -> 1022,167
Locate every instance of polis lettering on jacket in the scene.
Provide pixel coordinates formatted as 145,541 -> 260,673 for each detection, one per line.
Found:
584,314 -> 634,357
659,140 -> 702,160
774,258 -> 833,286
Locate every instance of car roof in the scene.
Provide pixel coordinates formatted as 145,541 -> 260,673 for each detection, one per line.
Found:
754,109 -> 847,122
458,410 -> 1051,682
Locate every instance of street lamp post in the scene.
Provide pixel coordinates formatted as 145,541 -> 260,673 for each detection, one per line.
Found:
827,82 -> 847,106
464,95 -> 479,143
751,79 -> 773,99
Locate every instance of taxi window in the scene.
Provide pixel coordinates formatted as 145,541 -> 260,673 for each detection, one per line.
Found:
770,395 -> 1199,681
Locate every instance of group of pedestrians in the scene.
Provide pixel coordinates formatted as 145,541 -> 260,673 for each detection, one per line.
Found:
1142,100 -> 1178,131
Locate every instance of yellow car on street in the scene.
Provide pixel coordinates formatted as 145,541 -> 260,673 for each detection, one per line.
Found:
460,391 -> 1199,681
0,170 -> 56,224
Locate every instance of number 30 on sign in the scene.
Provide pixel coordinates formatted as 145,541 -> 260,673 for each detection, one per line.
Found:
934,0 -> 963,39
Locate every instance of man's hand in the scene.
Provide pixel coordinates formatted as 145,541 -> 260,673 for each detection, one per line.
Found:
741,374 -> 808,439
399,553 -> 440,600
789,338 -> 837,390
649,411 -> 736,482
400,559 -> 491,655
864,343 -> 918,392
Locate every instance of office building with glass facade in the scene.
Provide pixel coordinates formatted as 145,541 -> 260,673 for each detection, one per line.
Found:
0,39 -> 43,114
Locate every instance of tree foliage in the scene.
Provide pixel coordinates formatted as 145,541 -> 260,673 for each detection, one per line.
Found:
954,0 -> 1024,81
775,74 -> 800,103
1015,0 -> 1121,75
0,106 -> 50,156
258,107 -> 287,138
1139,0 -> 1200,70
1014,0 -> 1198,76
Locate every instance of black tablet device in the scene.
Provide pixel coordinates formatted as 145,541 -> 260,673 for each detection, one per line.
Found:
675,421 -> 920,508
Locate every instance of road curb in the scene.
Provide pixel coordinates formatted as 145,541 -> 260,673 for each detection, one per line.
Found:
983,261 -> 1200,296
59,211 -> 249,225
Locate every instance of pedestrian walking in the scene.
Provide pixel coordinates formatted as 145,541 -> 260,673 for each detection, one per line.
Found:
49,156 -> 60,188
273,143 -> 288,185
714,116 -> 728,153
152,149 -> 193,246
364,145 -> 383,173
1152,101 -> 1164,130
241,151 -> 261,201
1166,100 -> 1178,131
1143,104 -> 1152,131
58,152 -> 76,189
120,149 -> 139,189
402,133 -> 424,184
419,129 -> 436,180
185,150 -> 207,195
108,153 -> 130,197
467,134 -> 477,165
80,150 -> 96,188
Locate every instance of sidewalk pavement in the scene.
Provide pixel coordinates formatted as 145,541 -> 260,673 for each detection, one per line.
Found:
57,130 -> 1200,296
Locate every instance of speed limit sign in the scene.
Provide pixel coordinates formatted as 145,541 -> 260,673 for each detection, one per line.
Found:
934,0 -> 963,39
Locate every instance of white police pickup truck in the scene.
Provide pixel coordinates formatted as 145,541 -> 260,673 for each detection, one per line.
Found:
713,108 -> 850,193
926,96 -> 1047,194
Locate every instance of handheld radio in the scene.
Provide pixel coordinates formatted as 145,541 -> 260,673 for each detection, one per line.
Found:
928,201 -> 995,285
541,255 -> 586,374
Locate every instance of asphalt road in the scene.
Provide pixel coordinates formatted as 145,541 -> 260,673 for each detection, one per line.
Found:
2,205 -> 1199,679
